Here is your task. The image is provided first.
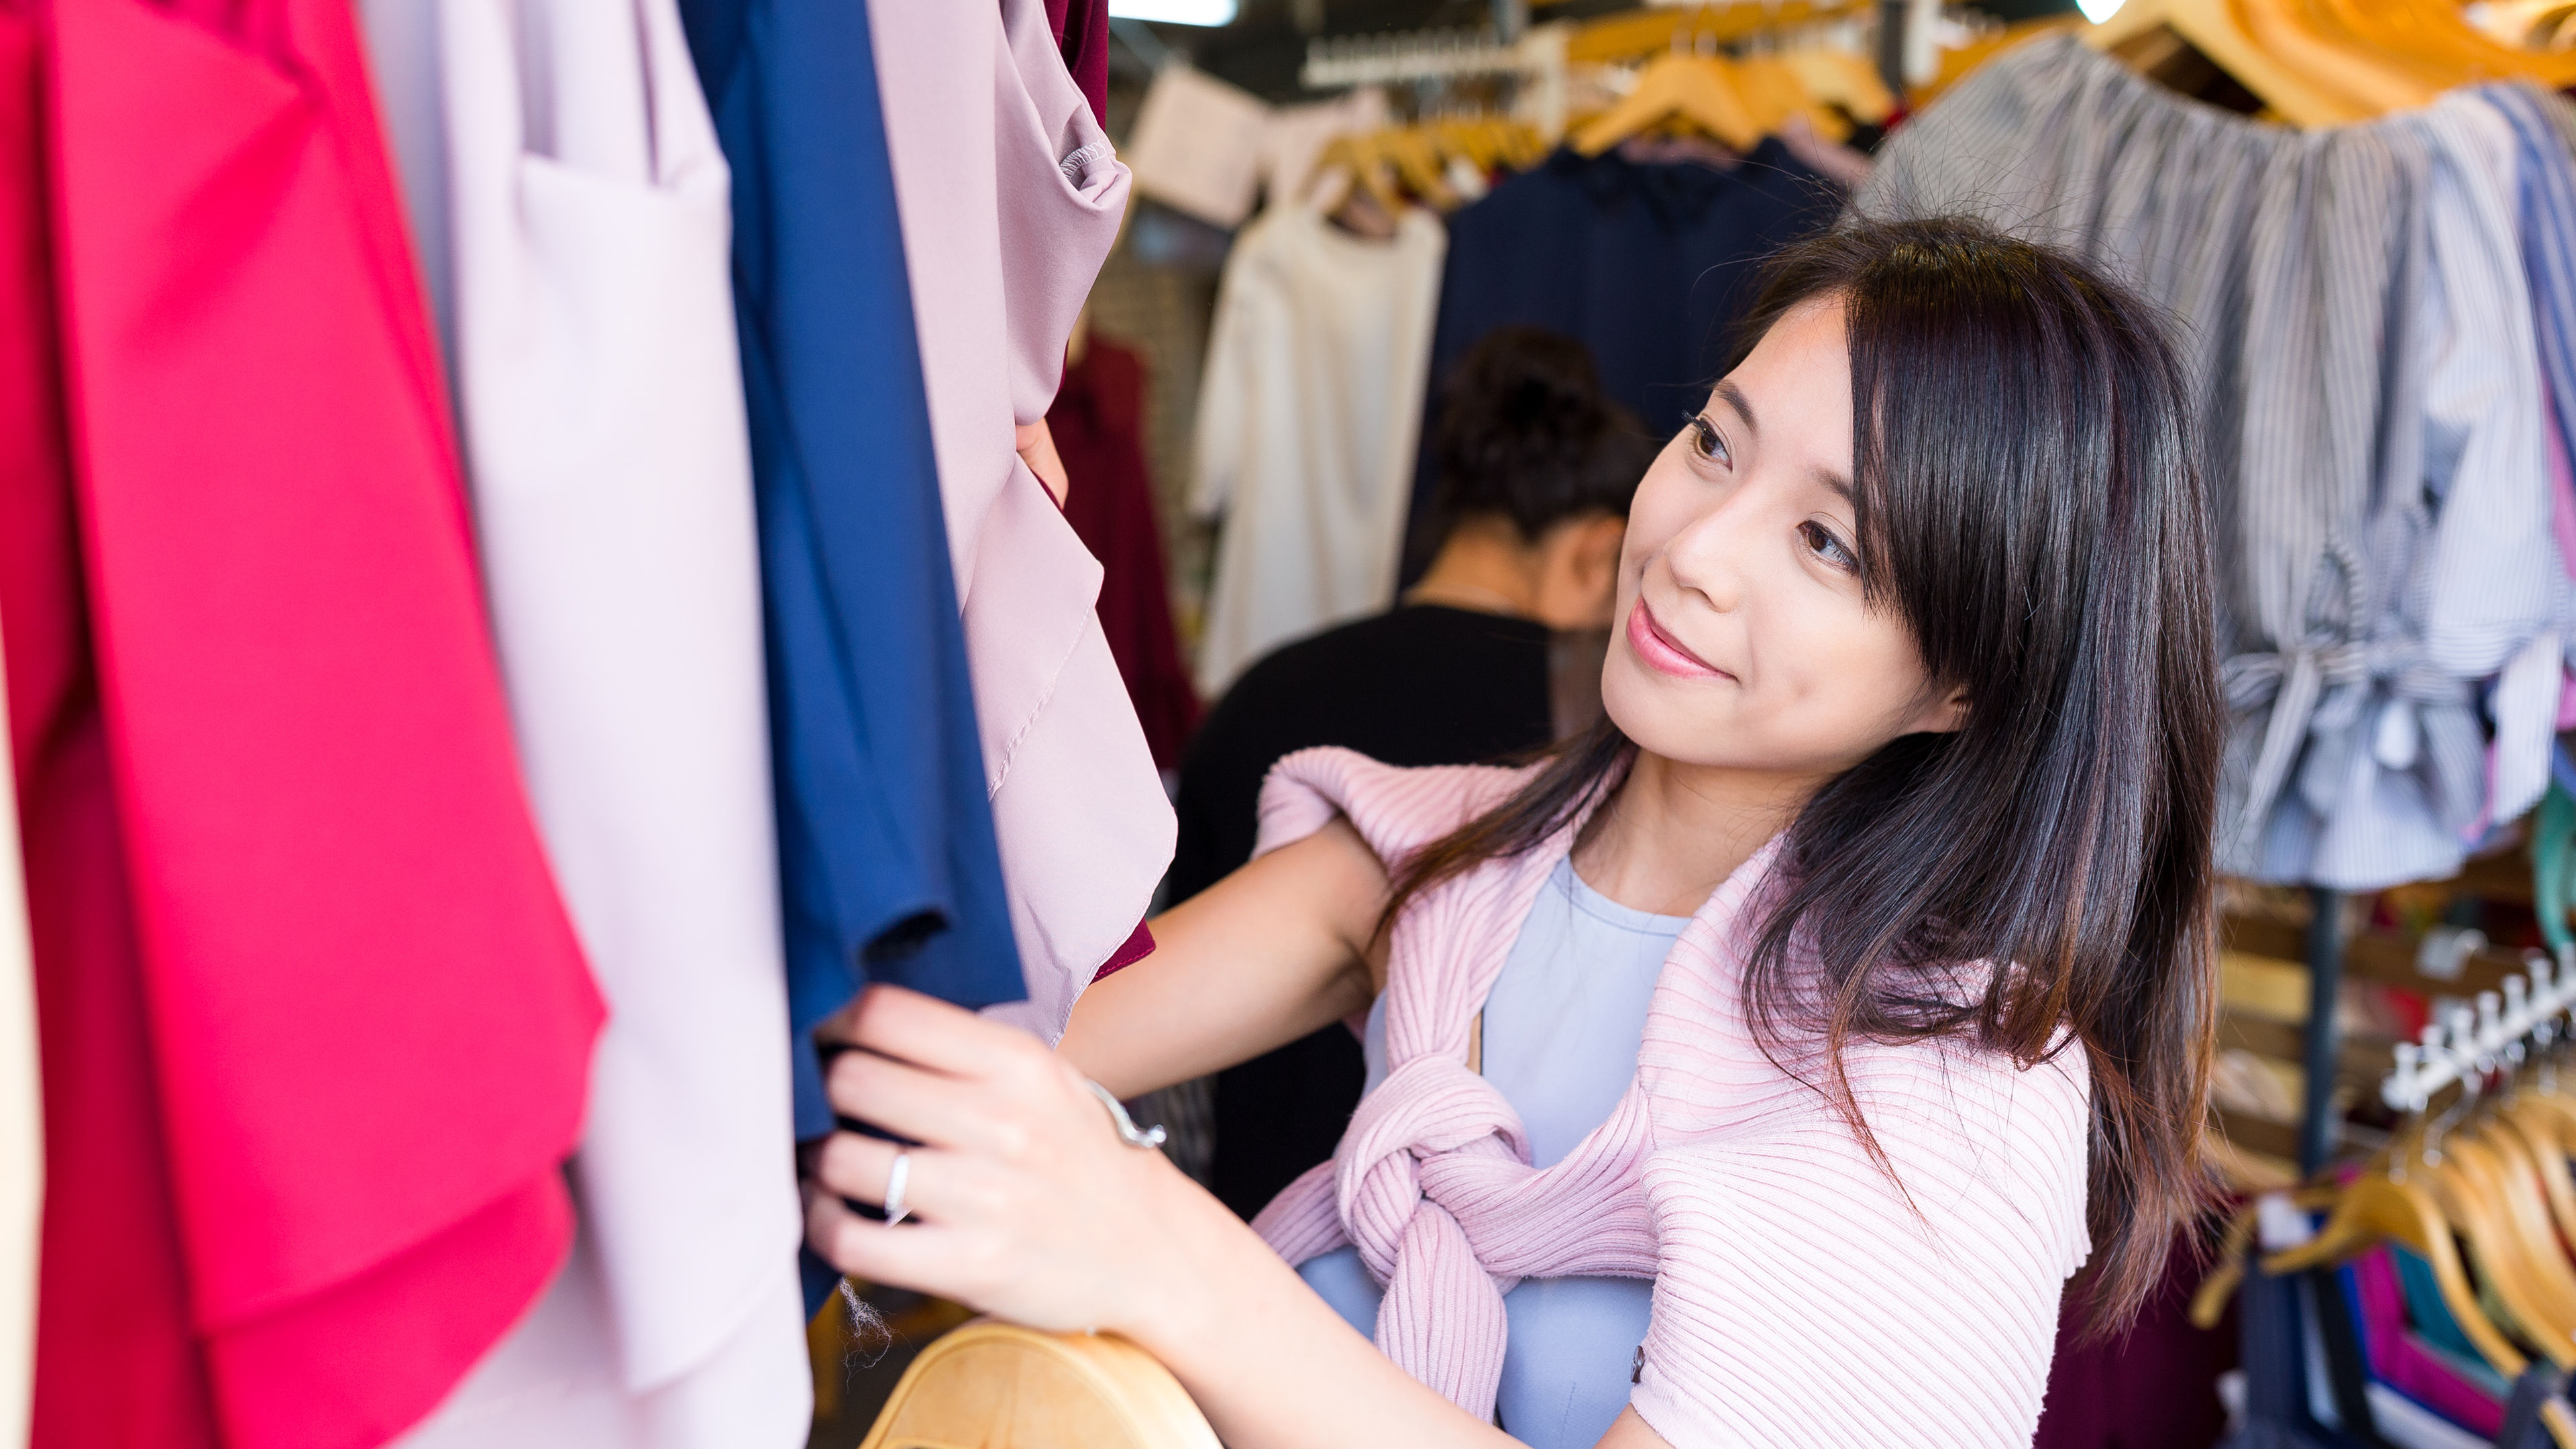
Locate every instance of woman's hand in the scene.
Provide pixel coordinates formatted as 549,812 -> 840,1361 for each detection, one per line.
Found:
802,983 -> 1636,1449
804,983 -> 1205,1338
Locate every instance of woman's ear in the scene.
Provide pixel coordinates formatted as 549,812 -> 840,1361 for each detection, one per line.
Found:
1534,512 -> 1629,631
1915,685 -> 1972,736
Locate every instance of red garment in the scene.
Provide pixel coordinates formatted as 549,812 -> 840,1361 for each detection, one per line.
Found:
0,14 -> 221,1444
1040,0 -> 1106,129
1051,336 -> 1200,769
2031,1233 -> 2237,1449
32,0 -> 606,1443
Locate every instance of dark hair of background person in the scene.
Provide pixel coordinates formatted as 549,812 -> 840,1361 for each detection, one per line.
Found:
1182,327 -> 1653,1224
1428,324 -> 1653,546
1381,215 -> 2225,1331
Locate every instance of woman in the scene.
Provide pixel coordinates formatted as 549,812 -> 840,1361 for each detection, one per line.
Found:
1186,324 -> 1652,1220
803,216 -> 2222,1449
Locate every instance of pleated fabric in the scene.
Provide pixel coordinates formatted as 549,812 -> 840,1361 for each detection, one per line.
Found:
1858,36 -> 2561,892
675,0 -> 1027,1160
39,0 -> 605,1440
1246,747 -> 2094,1447
357,0 -> 808,1437
869,0 -> 1173,1038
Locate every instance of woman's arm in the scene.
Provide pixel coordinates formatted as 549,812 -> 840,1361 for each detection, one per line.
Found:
808,985 -> 1673,1449
1057,816 -> 1388,1100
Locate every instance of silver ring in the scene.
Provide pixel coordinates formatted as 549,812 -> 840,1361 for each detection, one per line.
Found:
882,1150 -> 912,1226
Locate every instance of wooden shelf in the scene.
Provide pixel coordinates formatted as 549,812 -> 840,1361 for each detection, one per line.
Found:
2224,913 -> 2529,998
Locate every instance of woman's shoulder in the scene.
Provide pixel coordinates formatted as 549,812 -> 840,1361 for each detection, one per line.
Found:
1250,746 -> 1538,867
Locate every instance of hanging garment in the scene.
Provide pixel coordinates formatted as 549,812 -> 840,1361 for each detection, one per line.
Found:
42,0 -> 606,1439
0,39 -> 205,1446
1193,203 -> 1446,696
2481,86 -> 2576,755
1855,36 -> 2567,893
1042,0 -> 1106,130
2347,1248 -> 2504,1436
2031,1232 -> 2239,1449
869,0 -> 1171,1038
1247,747 -> 2092,1444
678,0 -> 1026,1154
1052,335 -> 1201,771
1174,604 -> 1555,1221
356,0 -> 807,1437
1397,142 -> 1837,585
0,618 -> 30,1449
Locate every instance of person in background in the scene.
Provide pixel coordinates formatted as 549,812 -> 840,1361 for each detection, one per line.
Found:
1172,325 -> 1657,1221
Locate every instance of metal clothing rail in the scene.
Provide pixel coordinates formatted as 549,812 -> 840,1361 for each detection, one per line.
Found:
1297,23 -> 1563,88
2380,947 -> 2576,1112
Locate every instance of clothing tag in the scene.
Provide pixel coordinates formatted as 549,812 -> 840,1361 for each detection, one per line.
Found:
2256,1191 -> 2318,1252
1124,64 -> 1269,227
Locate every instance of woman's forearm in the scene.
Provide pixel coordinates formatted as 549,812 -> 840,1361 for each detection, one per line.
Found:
1124,1159 -> 1524,1449
1059,820 -> 1386,1099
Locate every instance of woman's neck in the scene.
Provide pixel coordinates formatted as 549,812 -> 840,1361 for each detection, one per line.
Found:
1402,519 -> 1542,619
1570,750 -> 1825,918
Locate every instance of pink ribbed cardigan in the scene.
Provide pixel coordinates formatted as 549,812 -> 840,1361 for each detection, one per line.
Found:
1246,749 -> 2094,1448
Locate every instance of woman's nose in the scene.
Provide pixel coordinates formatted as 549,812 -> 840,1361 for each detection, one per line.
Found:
1663,500 -> 1749,615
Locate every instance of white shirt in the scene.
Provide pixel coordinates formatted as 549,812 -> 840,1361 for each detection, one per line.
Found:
1193,202 -> 1446,697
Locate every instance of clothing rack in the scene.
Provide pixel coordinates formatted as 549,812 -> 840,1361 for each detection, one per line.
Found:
1297,23 -> 1566,89
1299,24 -> 1570,140
2379,947 -> 2576,1112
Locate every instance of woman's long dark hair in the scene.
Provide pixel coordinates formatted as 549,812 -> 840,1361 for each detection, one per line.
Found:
1386,216 -> 2223,1329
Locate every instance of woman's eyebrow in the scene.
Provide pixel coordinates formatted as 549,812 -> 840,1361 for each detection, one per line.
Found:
1719,378 -> 1851,502
1713,380 -> 1758,441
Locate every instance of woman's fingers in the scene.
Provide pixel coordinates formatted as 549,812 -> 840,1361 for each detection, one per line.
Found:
811,1132 -> 994,1224
804,1182 -> 990,1301
820,984 -> 1042,1080
824,1046 -> 1036,1155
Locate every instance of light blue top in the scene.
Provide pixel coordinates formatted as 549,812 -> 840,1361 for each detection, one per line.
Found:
1298,857 -> 1686,1448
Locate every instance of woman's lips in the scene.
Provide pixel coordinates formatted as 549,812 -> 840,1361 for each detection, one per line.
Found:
1626,597 -> 1731,681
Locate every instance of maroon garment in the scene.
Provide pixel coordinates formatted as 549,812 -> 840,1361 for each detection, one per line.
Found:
1039,0 -> 1106,129
1051,335 -> 1200,769
2032,1234 -> 2237,1449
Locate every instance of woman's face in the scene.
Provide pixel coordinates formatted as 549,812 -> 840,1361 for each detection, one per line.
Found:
1602,297 -> 1965,779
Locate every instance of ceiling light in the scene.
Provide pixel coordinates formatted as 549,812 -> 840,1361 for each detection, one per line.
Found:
1109,0 -> 1236,25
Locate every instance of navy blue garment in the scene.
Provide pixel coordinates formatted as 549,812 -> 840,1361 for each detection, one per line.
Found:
1398,142 -> 1838,584
678,0 -> 1024,1149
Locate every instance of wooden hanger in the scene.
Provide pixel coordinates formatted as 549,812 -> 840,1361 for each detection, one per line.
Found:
2445,1128 -> 2576,1350
2502,1093 -> 2576,1254
2263,1158 -> 2532,1377
1307,136 -> 1405,237
2086,0 -> 2378,127
1780,46 -> 1895,124
2307,0 -> 2576,87
1733,54 -> 1848,140
1379,127 -> 1461,211
1572,52 -> 1764,154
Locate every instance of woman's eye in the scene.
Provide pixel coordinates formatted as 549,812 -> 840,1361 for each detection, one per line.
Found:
1686,415 -> 1729,466
1801,521 -> 1859,574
